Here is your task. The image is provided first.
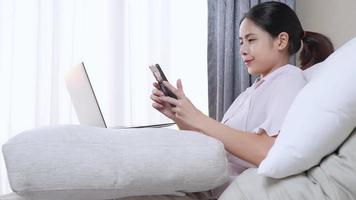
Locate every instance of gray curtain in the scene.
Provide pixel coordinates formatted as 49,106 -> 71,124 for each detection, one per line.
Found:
207,0 -> 295,121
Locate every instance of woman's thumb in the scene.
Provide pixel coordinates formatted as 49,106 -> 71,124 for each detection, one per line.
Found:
177,79 -> 183,90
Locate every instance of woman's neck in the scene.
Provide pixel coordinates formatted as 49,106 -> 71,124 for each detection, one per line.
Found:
260,56 -> 289,78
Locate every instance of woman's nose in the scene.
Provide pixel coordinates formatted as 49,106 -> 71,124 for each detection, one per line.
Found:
239,44 -> 248,55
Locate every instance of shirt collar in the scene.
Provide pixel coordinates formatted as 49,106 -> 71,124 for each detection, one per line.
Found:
252,64 -> 292,89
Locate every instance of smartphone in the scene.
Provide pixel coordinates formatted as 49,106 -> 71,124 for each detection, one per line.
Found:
149,64 -> 177,99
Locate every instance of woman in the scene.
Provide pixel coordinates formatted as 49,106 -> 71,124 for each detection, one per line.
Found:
124,1 -> 334,200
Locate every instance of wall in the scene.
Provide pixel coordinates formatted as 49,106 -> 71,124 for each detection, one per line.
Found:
296,0 -> 356,49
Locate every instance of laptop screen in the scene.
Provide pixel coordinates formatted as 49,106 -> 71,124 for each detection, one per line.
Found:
64,62 -> 107,128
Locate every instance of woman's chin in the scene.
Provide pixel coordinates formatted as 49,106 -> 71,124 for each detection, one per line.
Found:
247,68 -> 259,76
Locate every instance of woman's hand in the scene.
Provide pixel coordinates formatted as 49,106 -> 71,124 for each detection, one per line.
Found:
158,79 -> 207,131
150,82 -> 176,120
152,80 -> 276,165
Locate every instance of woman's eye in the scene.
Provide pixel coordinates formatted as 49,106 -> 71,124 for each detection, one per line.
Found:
248,39 -> 256,42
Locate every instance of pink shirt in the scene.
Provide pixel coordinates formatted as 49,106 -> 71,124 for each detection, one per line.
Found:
222,64 -> 306,179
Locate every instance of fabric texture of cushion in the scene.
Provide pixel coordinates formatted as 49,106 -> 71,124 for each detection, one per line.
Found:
219,128 -> 356,200
2,125 -> 228,200
258,37 -> 356,178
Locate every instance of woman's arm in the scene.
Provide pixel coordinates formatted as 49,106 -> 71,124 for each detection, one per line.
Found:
196,115 -> 275,166
158,80 -> 275,166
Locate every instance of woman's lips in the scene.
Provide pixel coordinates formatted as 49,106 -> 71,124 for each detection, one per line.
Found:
244,59 -> 254,66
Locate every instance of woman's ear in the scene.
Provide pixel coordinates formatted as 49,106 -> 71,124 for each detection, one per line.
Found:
276,32 -> 289,51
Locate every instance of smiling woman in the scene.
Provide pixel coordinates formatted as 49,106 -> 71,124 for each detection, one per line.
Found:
0,0 -> 207,195
150,1 -> 335,199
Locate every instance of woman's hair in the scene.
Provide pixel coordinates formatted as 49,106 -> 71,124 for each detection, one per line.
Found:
240,1 -> 334,70
299,31 -> 334,70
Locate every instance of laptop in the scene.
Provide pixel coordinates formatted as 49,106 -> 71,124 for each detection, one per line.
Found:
64,62 -> 175,129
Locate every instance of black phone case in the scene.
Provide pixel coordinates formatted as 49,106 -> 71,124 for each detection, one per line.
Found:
152,64 -> 177,99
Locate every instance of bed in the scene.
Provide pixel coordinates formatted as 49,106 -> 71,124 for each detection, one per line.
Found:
2,37 -> 356,200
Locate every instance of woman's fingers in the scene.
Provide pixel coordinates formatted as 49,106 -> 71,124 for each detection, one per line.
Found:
162,81 -> 184,99
150,93 -> 157,100
152,88 -> 164,96
152,102 -> 164,109
176,79 -> 183,91
150,93 -> 164,104
160,96 -> 179,107
153,82 -> 159,89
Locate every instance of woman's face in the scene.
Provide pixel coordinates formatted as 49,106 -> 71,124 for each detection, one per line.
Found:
239,18 -> 288,77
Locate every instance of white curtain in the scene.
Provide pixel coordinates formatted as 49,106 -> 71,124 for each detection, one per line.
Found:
0,0 -> 207,194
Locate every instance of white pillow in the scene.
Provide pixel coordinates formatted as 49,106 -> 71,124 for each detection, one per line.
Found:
302,62 -> 321,82
2,125 -> 228,200
258,37 -> 356,178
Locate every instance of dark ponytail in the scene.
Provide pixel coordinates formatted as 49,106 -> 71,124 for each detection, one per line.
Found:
241,1 -> 334,70
300,31 -> 334,70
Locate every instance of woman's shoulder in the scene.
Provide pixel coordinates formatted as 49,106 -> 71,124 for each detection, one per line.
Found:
271,64 -> 306,83
262,64 -> 307,91
258,65 -> 307,102
277,64 -> 303,76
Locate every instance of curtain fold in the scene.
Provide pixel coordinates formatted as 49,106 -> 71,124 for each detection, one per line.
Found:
207,0 -> 295,121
